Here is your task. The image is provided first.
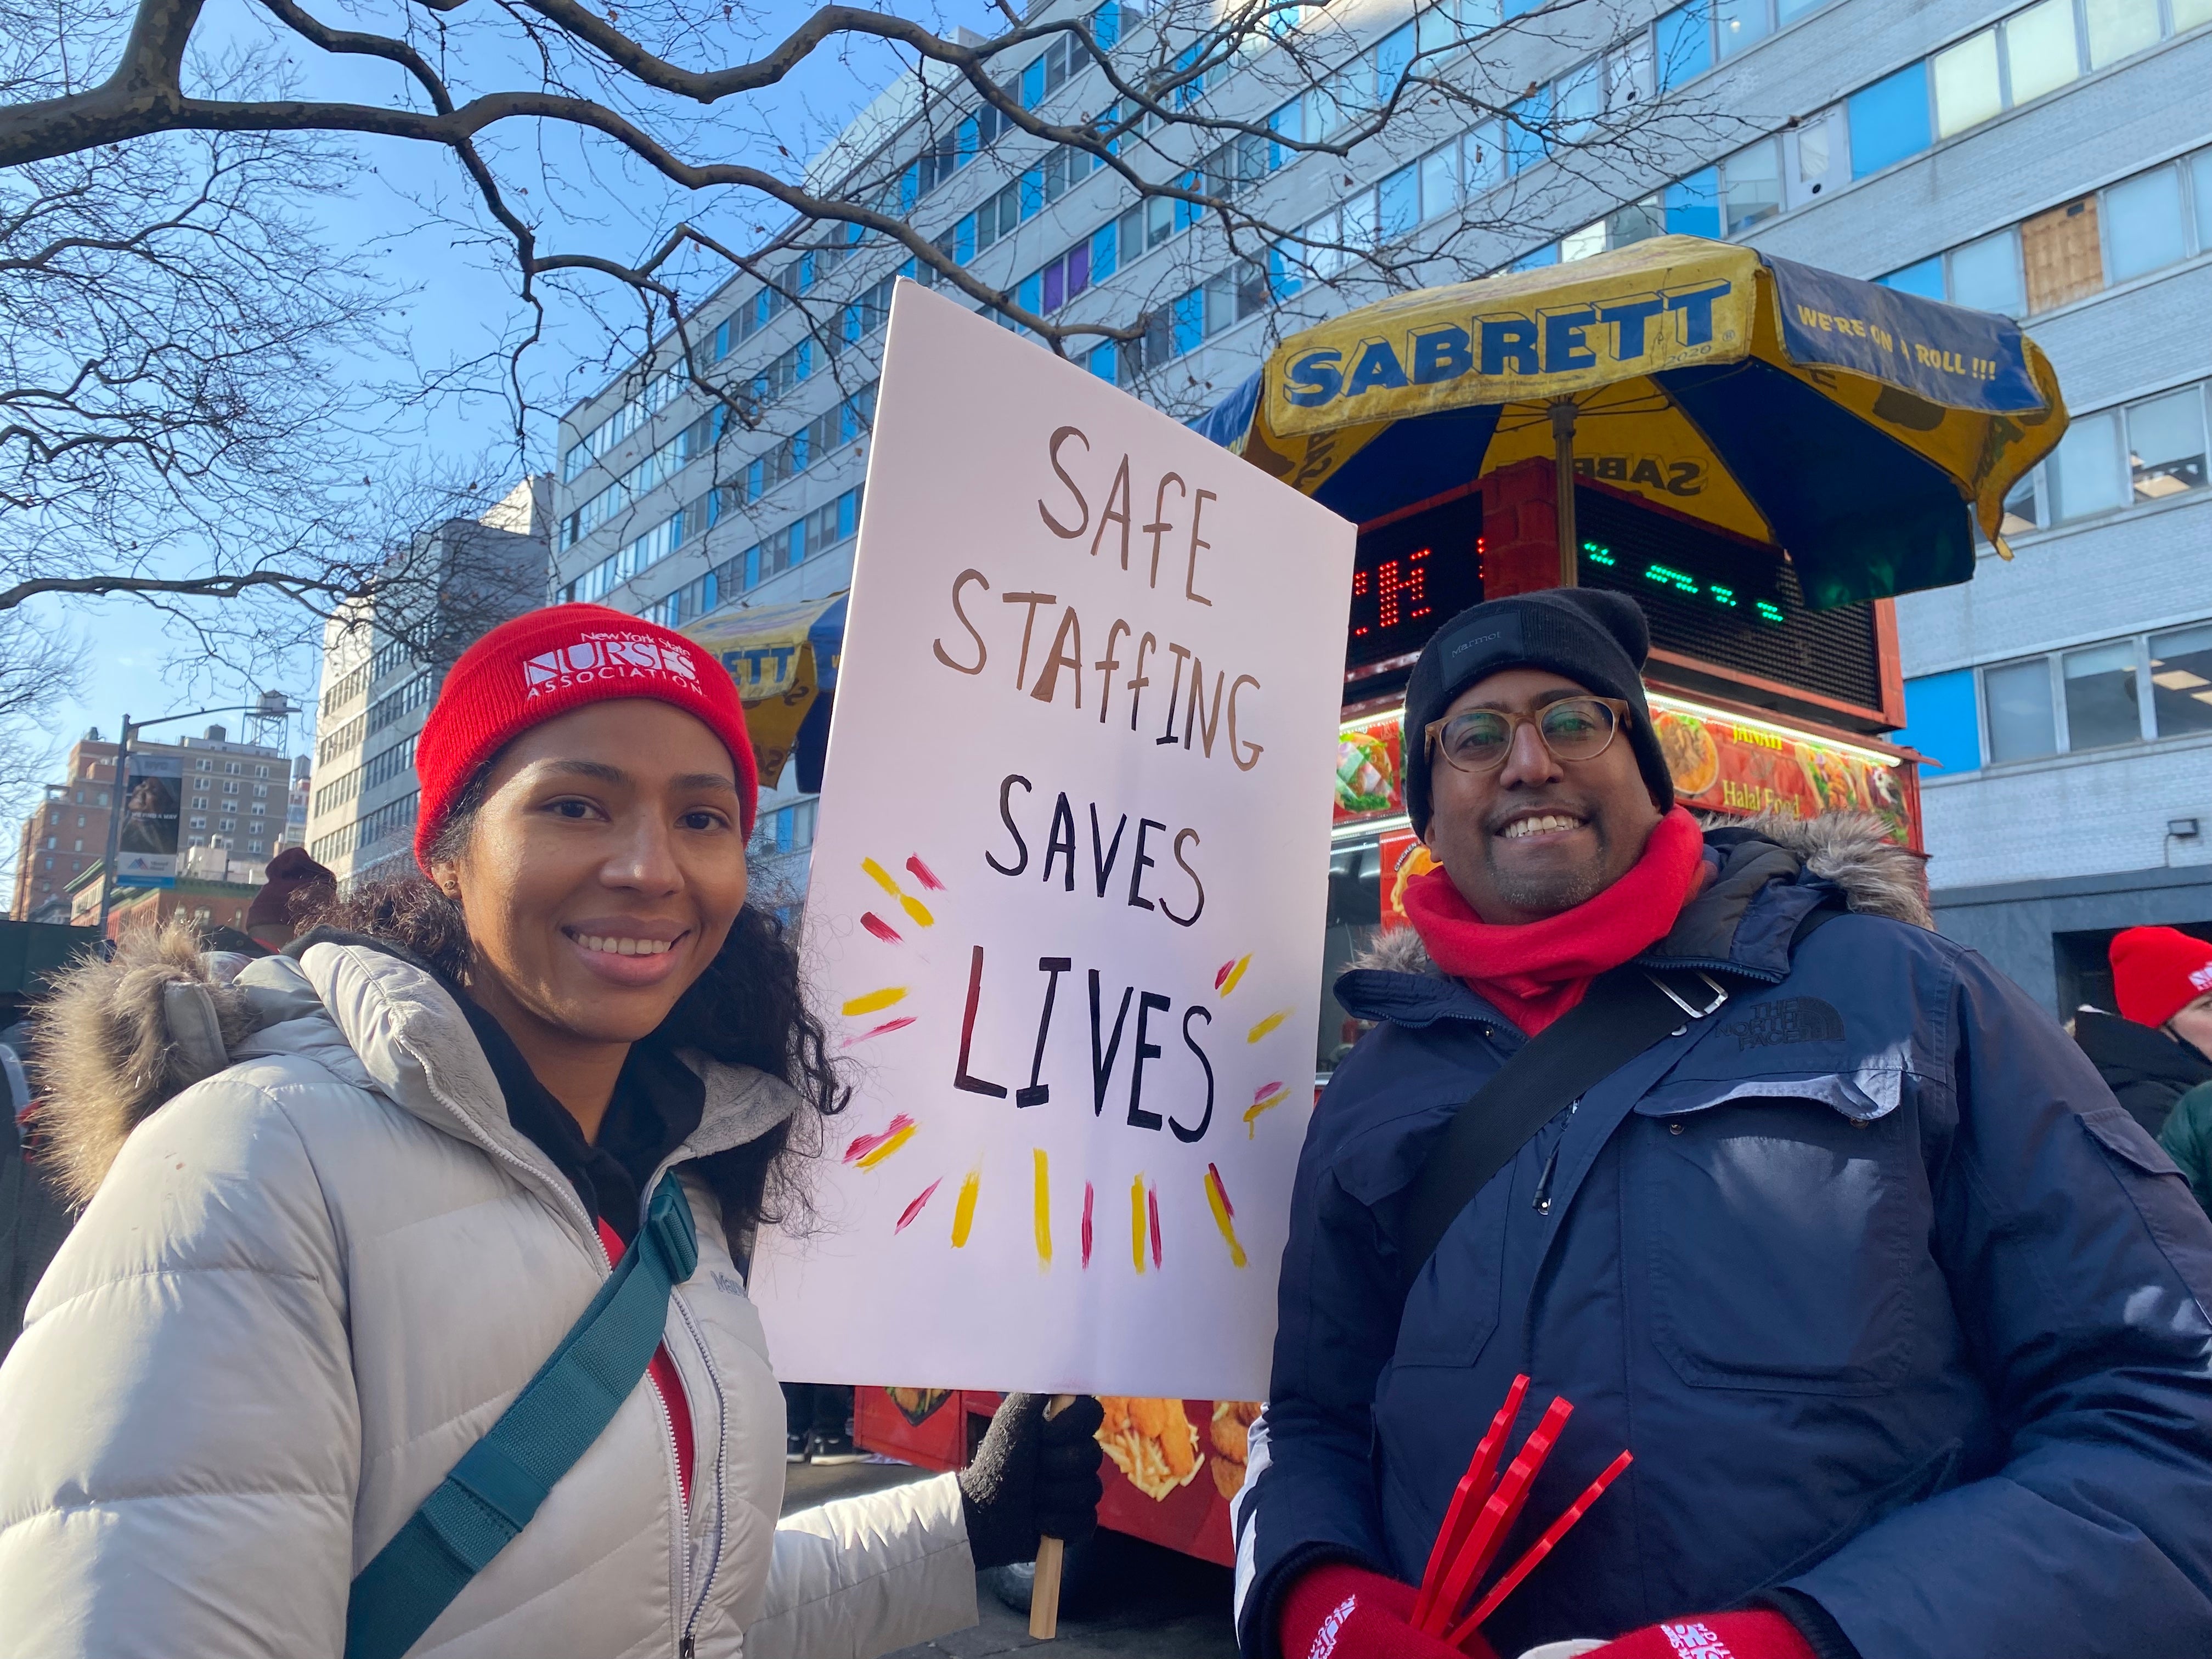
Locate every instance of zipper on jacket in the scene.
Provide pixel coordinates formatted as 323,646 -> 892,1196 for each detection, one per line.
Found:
1531,1142 -> 1560,1215
672,1286 -> 730,1653
599,1225 -> 695,1647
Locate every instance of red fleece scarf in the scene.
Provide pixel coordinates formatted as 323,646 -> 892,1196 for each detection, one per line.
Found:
1401,806 -> 1707,1035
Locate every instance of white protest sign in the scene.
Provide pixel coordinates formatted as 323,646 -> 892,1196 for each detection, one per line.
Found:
749,281 -> 1354,1401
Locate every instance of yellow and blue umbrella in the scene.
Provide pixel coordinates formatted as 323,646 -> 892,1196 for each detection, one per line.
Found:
1197,235 -> 2066,608
685,592 -> 846,788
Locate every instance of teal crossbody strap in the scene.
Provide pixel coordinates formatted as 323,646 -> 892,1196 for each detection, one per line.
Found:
344,1174 -> 699,1659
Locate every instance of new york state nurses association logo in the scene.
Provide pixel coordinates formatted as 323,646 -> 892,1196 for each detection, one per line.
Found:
521,631 -> 702,698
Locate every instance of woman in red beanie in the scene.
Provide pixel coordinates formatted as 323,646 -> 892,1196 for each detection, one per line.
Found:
0,603 -> 1101,1658
2074,924 -> 2212,1139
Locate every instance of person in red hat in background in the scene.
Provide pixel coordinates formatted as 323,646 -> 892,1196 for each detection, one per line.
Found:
2074,925 -> 2212,1142
0,603 -> 1103,1658
2085,927 -> 2212,1212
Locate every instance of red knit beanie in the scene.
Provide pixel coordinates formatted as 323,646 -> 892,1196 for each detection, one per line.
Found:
412,603 -> 759,872
2110,926 -> 2212,1030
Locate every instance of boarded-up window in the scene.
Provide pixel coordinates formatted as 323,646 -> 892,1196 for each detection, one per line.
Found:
2022,196 -> 2103,312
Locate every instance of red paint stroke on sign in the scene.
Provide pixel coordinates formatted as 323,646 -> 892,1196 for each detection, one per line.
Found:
895,1178 -> 943,1234
844,1114 -> 917,1164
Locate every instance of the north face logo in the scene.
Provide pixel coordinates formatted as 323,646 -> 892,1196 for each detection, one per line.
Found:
1723,996 -> 1845,1051
521,633 -> 701,697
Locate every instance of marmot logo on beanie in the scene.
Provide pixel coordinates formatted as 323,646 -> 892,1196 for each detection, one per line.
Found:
522,631 -> 702,698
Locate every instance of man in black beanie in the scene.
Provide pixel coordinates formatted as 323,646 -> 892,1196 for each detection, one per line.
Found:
1234,592 -> 2212,1659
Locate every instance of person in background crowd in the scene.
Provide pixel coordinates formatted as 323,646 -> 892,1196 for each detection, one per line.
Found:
2102,928 -> 2212,1212
785,1381 -> 867,1465
244,844 -> 338,951
0,605 -> 1103,1658
0,1020 -> 70,1367
1233,590 -> 2212,1659
2071,924 -> 2212,1136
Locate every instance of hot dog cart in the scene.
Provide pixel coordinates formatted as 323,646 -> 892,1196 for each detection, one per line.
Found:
852,234 -> 2065,1573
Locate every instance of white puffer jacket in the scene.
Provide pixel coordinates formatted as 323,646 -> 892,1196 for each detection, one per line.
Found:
0,933 -> 978,1658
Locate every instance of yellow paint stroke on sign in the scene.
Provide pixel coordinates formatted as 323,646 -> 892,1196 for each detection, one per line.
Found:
951,1166 -> 982,1248
855,1121 -> 916,1169
1032,1148 -> 1052,1267
842,985 -> 909,1018
1218,955 -> 1253,997
1245,1085 -> 1291,1137
1130,1174 -> 1148,1276
1205,1164 -> 1249,1268
862,856 -> 935,928
1247,1008 -> 1291,1043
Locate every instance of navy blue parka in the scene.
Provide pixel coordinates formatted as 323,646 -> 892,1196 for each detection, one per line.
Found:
1232,817 -> 2212,1659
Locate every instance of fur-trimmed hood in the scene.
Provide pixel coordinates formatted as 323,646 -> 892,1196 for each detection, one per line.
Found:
31,921 -> 802,1210
1349,810 -> 1929,981
31,923 -> 265,1207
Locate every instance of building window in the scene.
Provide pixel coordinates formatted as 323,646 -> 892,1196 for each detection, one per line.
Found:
2103,164 -> 2188,283
2085,0 -> 2162,67
1983,658 -> 2059,762
1847,61 -> 1931,179
1932,26 -> 2002,138
2000,379 -> 2212,532
1947,228 -> 2024,315
2047,409 -> 2127,521
1720,137 -> 1782,233
2149,624 -> 2212,738
2004,0 -> 2081,103
1979,622 -> 2212,764
2061,641 -> 2142,749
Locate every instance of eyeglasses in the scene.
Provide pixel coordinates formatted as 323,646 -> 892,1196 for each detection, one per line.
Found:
1423,696 -> 1632,775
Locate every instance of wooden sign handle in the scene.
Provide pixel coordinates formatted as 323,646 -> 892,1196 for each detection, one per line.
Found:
1026,1393 -> 1080,1640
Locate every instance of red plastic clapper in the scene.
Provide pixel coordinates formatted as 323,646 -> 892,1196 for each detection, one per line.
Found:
1445,1449 -> 1635,1651
1419,1396 -> 1575,1637
1412,1375 -> 1530,1628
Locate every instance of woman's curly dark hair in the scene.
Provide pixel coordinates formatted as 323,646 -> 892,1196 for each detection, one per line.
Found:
297,772 -> 846,1243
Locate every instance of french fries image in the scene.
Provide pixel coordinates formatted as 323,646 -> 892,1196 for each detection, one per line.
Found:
1096,1396 -> 1204,1501
1210,1401 -> 1262,1500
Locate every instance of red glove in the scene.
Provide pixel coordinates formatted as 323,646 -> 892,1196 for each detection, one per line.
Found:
1587,1611 -> 1817,1659
1278,1564 -> 1498,1659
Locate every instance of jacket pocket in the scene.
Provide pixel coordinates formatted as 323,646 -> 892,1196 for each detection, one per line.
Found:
2079,1105 -> 2205,1266
1631,1079 -> 1921,1395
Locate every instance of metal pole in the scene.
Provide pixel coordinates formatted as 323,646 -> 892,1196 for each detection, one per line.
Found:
97,714 -> 132,934
1550,397 -> 1579,589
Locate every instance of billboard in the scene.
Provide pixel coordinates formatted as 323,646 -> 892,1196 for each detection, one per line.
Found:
114,753 -> 182,889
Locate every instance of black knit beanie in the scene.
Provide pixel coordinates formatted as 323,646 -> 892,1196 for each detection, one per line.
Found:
1402,588 -> 1675,836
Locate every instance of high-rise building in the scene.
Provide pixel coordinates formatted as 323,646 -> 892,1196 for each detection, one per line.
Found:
10,725 -> 293,923
281,754 -> 311,854
304,477 -> 553,888
550,0 -> 2212,998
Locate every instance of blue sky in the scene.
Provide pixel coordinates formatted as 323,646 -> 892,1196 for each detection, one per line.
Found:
39,0 -> 963,767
